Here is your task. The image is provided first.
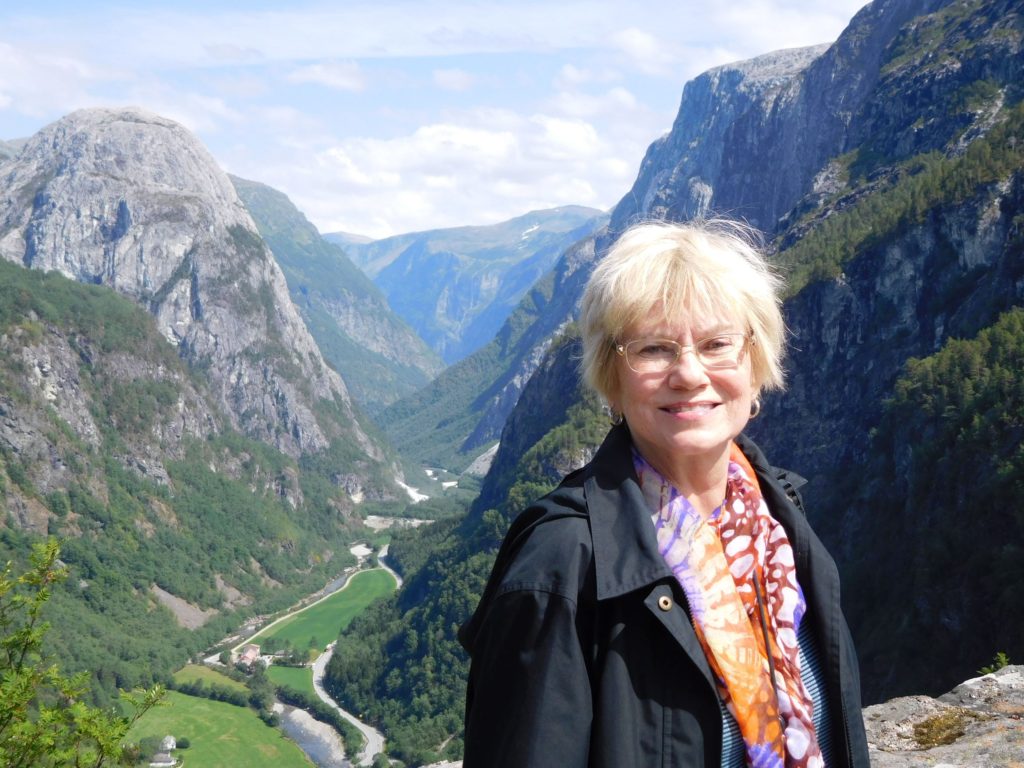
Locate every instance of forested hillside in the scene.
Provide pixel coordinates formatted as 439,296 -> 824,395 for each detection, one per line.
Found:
327,333 -> 606,764
843,307 -> 1024,698
327,0 -> 1024,762
0,250 -> 367,706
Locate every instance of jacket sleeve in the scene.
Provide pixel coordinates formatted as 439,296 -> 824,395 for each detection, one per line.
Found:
463,585 -> 593,767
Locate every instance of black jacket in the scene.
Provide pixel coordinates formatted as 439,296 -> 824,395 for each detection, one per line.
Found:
460,425 -> 870,767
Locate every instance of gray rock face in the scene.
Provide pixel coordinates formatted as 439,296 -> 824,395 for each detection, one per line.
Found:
864,665 -> 1024,767
613,0 -> 956,233
0,108 -> 381,461
0,314 -> 220,530
613,44 -> 829,230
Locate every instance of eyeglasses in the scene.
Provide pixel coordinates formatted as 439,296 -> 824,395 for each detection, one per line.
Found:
614,333 -> 751,374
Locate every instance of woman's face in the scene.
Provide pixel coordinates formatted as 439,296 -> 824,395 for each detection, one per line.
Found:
614,309 -> 754,478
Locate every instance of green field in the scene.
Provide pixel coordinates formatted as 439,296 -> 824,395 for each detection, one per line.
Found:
173,663 -> 248,692
267,664 -> 316,698
129,690 -> 313,767
251,568 -> 397,650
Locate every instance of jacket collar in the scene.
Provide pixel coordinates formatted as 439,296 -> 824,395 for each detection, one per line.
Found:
585,424 -> 674,601
584,425 -> 813,601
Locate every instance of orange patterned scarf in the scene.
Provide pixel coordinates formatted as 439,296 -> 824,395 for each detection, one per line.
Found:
634,443 -> 823,768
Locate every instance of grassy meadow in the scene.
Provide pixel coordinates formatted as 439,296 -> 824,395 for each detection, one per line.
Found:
267,664 -> 316,698
252,568 -> 397,651
173,663 -> 248,692
129,690 -> 313,767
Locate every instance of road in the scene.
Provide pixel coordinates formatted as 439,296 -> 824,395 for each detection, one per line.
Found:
206,558 -> 399,766
312,642 -> 386,766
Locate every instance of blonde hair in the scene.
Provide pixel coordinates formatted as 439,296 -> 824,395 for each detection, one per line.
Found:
579,219 -> 786,403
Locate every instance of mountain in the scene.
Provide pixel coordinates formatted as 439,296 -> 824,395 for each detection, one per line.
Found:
0,109 -> 412,703
0,256 -> 381,705
330,206 -> 607,364
231,175 -> 443,414
328,0 -> 1024,761
326,231 -> 373,249
0,108 -> 391,476
0,139 -> 23,162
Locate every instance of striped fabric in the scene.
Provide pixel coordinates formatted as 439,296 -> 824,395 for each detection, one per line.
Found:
720,619 -> 834,767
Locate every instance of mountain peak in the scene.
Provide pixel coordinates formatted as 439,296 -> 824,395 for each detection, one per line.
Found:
0,106 -> 386,473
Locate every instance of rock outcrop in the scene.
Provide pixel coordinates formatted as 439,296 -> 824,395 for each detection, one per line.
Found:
0,108 -> 383,465
865,665 -> 1024,767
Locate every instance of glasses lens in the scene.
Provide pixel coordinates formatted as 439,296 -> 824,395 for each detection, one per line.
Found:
626,339 -> 679,372
622,334 -> 746,372
696,334 -> 744,368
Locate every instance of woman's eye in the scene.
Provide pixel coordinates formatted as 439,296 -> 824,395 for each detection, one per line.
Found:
700,336 -> 736,353
637,342 -> 676,357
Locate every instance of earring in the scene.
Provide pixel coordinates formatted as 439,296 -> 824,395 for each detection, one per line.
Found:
749,398 -> 761,419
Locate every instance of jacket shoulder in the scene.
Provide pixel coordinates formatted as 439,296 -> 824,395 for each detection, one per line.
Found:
496,477 -> 594,602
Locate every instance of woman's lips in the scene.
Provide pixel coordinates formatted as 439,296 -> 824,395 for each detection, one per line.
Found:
662,402 -> 718,415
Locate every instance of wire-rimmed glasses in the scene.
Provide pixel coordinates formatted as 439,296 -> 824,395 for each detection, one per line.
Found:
614,333 -> 751,374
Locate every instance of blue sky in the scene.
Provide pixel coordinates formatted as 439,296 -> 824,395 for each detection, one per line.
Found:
0,1 -> 868,238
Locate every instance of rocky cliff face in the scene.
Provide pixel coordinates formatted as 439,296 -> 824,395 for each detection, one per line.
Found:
0,108 -> 384,468
613,0 -> 954,232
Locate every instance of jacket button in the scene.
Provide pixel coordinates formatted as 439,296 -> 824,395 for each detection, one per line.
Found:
658,595 -> 673,611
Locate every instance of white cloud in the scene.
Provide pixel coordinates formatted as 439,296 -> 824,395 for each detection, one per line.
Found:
0,41 -> 123,120
550,86 -> 639,120
433,68 -> 475,91
0,0 -> 874,236
270,107 -> 630,238
610,28 -> 678,76
554,63 -> 623,90
286,61 -> 365,91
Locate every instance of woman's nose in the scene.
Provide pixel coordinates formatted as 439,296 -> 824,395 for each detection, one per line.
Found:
666,348 -> 708,387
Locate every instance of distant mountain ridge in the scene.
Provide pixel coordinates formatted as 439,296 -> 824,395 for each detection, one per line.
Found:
330,206 -> 607,363
231,175 -> 443,413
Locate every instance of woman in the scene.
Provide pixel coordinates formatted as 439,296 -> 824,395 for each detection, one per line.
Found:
459,220 -> 870,767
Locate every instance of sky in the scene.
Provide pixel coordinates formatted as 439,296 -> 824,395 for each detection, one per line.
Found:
0,1 -> 869,239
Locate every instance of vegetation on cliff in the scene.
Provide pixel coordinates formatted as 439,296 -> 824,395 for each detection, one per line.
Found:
844,307 -> 1024,698
0,259 -> 367,705
327,337 -> 608,764
0,539 -> 163,767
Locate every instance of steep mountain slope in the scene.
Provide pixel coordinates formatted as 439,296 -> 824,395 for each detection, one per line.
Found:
332,206 -> 606,363
376,232 -> 614,470
0,139 -> 22,162
329,0 -> 1024,760
0,258 -> 371,703
0,109 -> 409,704
231,175 -> 443,413
0,108 -> 389,482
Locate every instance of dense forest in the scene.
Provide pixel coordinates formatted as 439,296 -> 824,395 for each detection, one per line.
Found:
844,307 -> 1024,697
327,335 -> 609,764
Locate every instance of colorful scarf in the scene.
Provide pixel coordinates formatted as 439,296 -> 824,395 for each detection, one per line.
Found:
634,444 -> 823,768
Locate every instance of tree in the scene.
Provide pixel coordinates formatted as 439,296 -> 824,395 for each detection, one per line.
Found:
0,539 -> 164,767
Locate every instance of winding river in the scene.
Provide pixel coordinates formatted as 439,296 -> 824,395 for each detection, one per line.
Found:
218,545 -> 405,767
